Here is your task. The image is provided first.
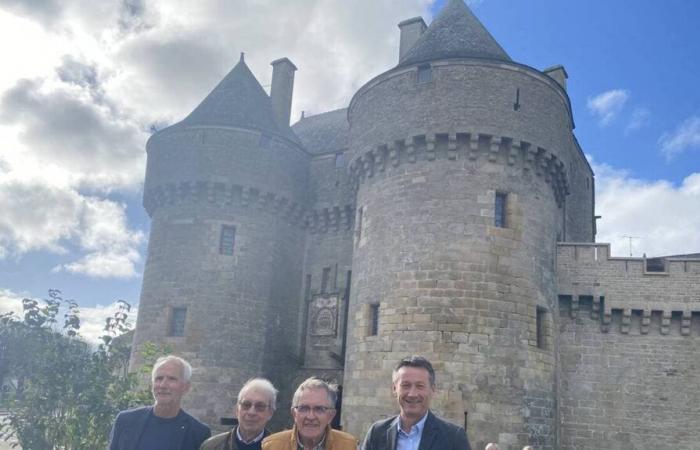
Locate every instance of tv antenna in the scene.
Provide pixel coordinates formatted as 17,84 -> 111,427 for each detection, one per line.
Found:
621,235 -> 643,257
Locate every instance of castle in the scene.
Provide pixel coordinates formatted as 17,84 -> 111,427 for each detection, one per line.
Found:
130,1 -> 700,449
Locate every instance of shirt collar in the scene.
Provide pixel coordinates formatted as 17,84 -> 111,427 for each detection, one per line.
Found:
397,411 -> 429,435
236,426 -> 266,444
295,426 -> 328,450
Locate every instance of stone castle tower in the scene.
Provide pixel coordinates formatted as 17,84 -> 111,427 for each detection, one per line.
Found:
131,1 -> 700,449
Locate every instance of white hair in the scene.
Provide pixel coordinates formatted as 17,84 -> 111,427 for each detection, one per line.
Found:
151,355 -> 192,382
292,377 -> 337,408
485,444 -> 499,450
238,378 -> 279,410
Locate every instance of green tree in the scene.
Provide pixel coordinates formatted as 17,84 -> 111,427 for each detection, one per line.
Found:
0,290 -> 159,450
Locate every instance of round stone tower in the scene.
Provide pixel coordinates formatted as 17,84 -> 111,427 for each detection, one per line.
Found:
342,2 -> 585,449
130,54 -> 308,425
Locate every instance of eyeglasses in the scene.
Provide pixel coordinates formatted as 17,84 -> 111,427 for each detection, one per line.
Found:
293,405 -> 334,415
238,400 -> 269,412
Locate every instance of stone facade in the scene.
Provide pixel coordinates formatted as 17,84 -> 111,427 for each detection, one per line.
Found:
131,1 -> 700,449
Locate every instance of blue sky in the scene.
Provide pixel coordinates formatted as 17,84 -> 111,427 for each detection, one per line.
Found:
1,0 -> 698,340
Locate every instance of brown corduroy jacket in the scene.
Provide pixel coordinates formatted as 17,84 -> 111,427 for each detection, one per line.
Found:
261,426 -> 357,450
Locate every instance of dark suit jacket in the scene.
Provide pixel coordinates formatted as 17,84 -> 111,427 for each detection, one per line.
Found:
107,405 -> 211,450
361,411 -> 471,450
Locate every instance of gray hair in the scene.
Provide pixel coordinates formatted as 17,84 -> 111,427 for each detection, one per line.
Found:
522,447 -> 534,450
238,378 -> 279,410
485,444 -> 499,450
292,377 -> 337,408
152,355 -> 192,382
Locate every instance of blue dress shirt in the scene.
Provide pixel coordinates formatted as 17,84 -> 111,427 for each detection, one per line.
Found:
396,413 -> 429,450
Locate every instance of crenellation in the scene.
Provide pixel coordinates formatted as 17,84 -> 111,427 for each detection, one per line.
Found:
559,295 -> 700,336
426,134 -> 436,161
448,133 -> 458,160
488,135 -> 501,162
507,140 -> 520,165
681,311 -> 691,336
405,136 -> 416,162
468,133 -> 479,160
389,141 -> 400,166
346,132 -> 569,207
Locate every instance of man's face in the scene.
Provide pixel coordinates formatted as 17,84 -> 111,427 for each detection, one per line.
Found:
152,360 -> 190,409
392,366 -> 435,421
292,388 -> 336,444
235,388 -> 274,437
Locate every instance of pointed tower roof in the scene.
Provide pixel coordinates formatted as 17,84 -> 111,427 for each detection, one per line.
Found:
176,54 -> 298,142
398,0 -> 511,68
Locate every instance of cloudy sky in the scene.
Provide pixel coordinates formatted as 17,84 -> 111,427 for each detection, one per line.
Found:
0,0 -> 698,342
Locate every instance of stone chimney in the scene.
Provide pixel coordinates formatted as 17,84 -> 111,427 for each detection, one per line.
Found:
270,57 -> 297,127
544,65 -> 568,91
398,17 -> 427,60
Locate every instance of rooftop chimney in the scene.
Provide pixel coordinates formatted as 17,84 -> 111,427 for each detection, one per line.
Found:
398,17 -> 427,61
270,57 -> 297,127
544,65 -> 568,91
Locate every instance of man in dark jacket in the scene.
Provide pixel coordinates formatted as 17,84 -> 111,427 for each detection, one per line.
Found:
108,355 -> 210,450
200,378 -> 277,450
361,356 -> 472,450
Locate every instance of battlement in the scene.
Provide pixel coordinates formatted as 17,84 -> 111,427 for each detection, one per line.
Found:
559,295 -> 700,336
143,180 -> 355,234
143,180 -> 305,223
304,204 -> 355,234
557,242 -> 700,335
347,131 -> 569,207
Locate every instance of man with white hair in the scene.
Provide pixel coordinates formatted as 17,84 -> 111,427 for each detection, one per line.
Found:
200,378 -> 278,450
484,444 -> 499,450
108,355 -> 211,450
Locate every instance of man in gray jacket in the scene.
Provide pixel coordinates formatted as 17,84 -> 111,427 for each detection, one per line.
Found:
361,356 -> 471,450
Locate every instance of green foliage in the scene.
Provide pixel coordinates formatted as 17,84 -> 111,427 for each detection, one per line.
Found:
0,290 -> 167,450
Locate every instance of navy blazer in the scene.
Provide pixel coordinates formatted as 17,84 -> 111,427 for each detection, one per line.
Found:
361,411 -> 471,450
107,406 -> 211,450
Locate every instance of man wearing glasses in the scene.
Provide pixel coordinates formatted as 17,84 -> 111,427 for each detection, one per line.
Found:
201,378 -> 278,450
262,377 -> 357,450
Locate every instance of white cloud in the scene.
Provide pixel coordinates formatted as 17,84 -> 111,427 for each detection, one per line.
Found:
659,115 -> 700,161
592,159 -> 700,257
78,300 -> 138,345
624,107 -> 651,134
0,76 -> 147,191
0,182 -> 82,255
0,181 -> 144,278
0,288 -> 24,316
0,288 -> 137,344
587,89 -> 629,126
54,197 -> 144,278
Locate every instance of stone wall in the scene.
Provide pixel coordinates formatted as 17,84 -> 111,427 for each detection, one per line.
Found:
557,244 -> 700,449
558,297 -> 700,450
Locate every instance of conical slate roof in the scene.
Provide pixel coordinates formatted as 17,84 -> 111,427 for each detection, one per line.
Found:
398,0 -> 511,67
177,54 -> 297,141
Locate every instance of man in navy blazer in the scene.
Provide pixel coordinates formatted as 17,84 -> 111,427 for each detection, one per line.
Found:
108,355 -> 210,450
361,356 -> 471,450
